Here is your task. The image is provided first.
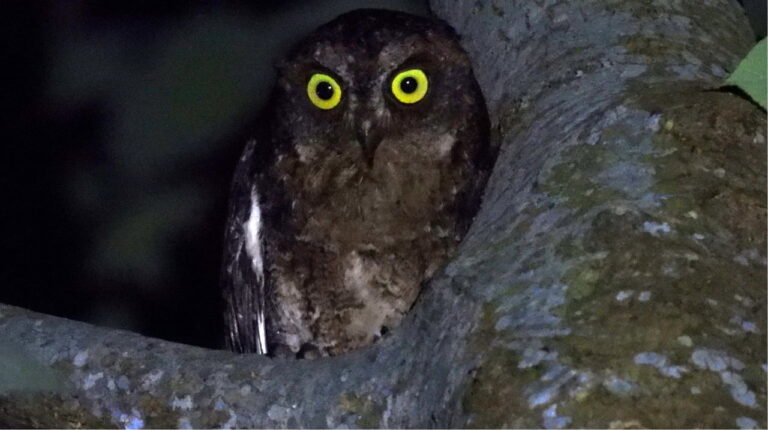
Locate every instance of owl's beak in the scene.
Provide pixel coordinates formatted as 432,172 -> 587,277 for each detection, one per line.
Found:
356,119 -> 382,168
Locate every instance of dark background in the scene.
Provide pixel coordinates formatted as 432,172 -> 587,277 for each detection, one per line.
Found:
1,1 -> 763,350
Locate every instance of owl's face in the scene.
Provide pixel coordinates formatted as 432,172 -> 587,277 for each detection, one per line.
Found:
270,9 -> 486,174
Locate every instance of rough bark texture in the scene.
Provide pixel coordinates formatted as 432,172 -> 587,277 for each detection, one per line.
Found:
1,0 -> 765,428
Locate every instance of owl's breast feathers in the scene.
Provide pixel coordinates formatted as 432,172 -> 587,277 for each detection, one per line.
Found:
280,132 -> 466,244
255,130 -> 479,355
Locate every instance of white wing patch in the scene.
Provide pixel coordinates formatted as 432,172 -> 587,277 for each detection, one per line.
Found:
244,186 -> 268,354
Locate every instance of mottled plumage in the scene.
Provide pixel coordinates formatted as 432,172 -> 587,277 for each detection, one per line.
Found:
221,9 -> 494,356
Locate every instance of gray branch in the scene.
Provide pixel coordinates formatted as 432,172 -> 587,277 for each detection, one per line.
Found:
1,0 -> 765,428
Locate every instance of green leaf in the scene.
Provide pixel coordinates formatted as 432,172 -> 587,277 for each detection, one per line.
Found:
726,38 -> 767,109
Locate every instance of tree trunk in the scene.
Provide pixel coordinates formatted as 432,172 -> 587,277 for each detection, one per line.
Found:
1,0 -> 764,428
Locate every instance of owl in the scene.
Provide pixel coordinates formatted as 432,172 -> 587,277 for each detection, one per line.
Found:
221,9 -> 494,357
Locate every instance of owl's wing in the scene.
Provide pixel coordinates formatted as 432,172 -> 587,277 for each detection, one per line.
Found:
221,139 -> 268,354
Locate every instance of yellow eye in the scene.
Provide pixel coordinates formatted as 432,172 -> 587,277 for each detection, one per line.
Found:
390,68 -> 428,104
307,73 -> 342,110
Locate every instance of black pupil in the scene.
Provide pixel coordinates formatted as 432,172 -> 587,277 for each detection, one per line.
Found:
316,81 -> 334,100
400,77 -> 418,94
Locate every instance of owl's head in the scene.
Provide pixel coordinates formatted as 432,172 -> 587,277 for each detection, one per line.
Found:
270,9 -> 488,169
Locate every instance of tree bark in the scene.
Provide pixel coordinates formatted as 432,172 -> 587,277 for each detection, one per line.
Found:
1,0 -> 764,428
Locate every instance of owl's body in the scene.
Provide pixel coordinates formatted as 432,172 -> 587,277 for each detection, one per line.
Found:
222,9 -> 493,356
